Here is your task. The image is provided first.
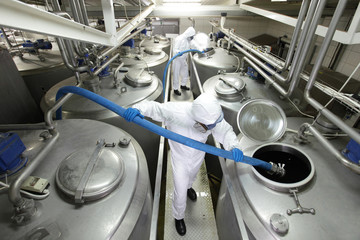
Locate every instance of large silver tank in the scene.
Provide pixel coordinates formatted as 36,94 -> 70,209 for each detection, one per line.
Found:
41,68 -> 163,191
203,72 -> 300,135
1,119 -> 152,239
12,41 -> 73,105
114,46 -> 169,79
192,47 -> 241,84
136,34 -> 171,54
216,117 -> 360,239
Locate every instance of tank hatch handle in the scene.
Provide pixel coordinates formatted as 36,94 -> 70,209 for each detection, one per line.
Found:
219,77 -> 249,103
287,188 -> 315,215
75,139 -> 105,203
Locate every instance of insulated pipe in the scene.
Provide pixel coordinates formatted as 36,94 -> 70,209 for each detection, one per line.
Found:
303,0 -> 360,144
162,49 -> 203,99
55,86 -> 273,171
300,123 -> 360,174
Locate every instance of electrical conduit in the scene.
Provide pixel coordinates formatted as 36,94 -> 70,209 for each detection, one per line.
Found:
55,86 -> 272,171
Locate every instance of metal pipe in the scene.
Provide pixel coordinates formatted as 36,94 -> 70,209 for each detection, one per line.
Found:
98,24 -> 146,60
302,123 -> 360,174
93,53 -> 120,76
280,0 -> 310,71
74,0 -> 85,25
9,130 -> 59,207
191,49 -> 250,240
303,0 -> 360,144
0,123 -> 50,131
69,0 -> 80,23
56,38 -> 88,72
114,62 -> 125,82
79,0 -> 89,26
149,39 -> 173,240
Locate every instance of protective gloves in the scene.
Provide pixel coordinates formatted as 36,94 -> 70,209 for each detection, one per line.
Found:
231,148 -> 244,163
123,108 -> 144,122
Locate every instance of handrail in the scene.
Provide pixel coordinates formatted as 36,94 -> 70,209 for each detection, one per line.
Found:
149,38 -> 173,240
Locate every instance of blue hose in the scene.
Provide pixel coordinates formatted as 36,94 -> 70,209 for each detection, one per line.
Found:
162,49 -> 203,100
55,86 -> 271,170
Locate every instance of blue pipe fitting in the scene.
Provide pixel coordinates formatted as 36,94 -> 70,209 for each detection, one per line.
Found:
55,86 -> 272,171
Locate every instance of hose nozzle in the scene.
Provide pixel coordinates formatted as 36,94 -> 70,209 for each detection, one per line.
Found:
268,162 -> 286,177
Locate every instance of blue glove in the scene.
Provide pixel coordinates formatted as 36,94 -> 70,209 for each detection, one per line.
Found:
123,108 -> 144,122
231,148 -> 244,163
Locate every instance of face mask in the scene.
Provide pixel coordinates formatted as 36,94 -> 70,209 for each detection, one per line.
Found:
193,112 -> 224,133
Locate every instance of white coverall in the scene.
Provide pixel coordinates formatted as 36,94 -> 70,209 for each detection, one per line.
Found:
133,93 -> 240,220
172,27 -> 196,91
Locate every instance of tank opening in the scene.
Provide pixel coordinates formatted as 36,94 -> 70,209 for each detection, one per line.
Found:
253,144 -> 312,184
203,47 -> 214,53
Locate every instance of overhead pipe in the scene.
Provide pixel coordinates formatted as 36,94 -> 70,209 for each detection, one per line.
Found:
225,0 -> 325,98
299,123 -> 360,174
98,24 -> 147,60
92,53 -> 120,76
303,0 -> 360,144
79,0 -> 90,26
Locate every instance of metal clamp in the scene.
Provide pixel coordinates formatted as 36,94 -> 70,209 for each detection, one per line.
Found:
287,188 -> 315,215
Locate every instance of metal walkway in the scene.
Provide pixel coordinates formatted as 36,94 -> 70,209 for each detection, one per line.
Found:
163,82 -> 218,239
164,151 -> 219,239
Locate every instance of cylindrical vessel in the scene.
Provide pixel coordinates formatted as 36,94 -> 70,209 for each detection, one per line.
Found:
1,119 -> 152,240
13,41 -> 73,105
203,72 -> 299,135
114,46 -> 169,79
216,117 -> 360,240
41,67 -> 163,191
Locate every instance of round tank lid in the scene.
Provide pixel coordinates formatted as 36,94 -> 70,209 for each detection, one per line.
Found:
198,47 -> 215,57
155,35 -> 168,41
56,144 -> 124,203
144,47 -> 162,55
215,75 -> 245,99
237,99 -> 287,143
125,68 -> 153,87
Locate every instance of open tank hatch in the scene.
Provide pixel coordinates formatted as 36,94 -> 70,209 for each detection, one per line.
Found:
251,143 -> 315,192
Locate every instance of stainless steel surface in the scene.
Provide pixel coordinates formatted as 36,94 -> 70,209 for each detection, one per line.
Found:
41,69 -> 162,120
164,151 -> 219,240
237,100 -> 287,144
56,139 -> 124,203
1,119 -> 152,239
270,214 -> 289,234
192,47 -> 240,84
115,46 -> 168,78
138,34 -> 170,52
286,189 -> 315,215
216,117 -> 360,240
203,73 -> 298,135
125,68 -> 154,87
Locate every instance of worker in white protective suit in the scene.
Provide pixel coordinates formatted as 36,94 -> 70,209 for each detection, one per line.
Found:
123,93 -> 244,236
172,27 -> 196,96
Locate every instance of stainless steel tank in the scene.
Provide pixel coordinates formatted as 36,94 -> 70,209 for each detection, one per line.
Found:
12,42 -> 73,105
115,45 -> 169,79
203,72 -> 299,135
40,67 -> 163,191
136,34 -> 171,54
216,117 -> 360,239
1,119 -> 152,239
192,47 -> 241,84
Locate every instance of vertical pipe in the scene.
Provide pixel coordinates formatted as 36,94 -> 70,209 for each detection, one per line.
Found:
304,0 -> 360,143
